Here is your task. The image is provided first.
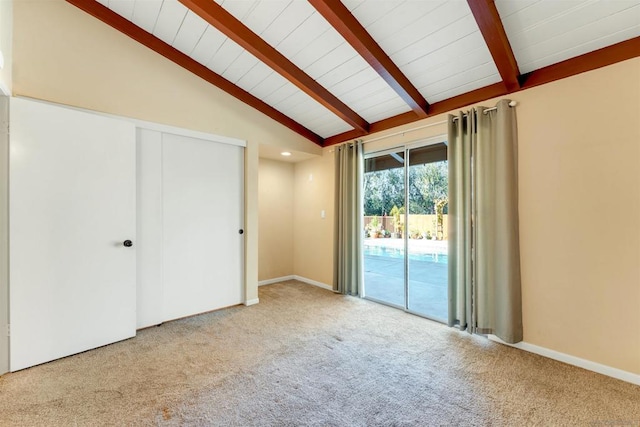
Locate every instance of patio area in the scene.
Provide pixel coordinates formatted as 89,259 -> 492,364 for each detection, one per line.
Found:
363,238 -> 448,322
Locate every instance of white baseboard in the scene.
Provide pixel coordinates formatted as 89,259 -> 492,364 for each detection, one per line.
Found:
244,298 -> 259,306
488,335 -> 640,386
258,276 -> 294,286
292,275 -> 333,291
257,275 -> 333,291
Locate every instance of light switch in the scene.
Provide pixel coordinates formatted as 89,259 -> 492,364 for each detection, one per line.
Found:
321,210 -> 326,219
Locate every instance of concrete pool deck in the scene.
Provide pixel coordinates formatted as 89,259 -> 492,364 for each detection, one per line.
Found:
363,238 -> 448,322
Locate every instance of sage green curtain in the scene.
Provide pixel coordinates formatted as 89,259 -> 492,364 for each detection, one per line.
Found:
333,141 -> 364,295
448,99 -> 523,343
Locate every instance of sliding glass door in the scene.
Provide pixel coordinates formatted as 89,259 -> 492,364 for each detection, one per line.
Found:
363,141 -> 448,322
362,149 -> 406,308
406,145 -> 448,320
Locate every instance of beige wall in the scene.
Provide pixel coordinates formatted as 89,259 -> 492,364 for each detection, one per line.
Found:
293,152 -> 335,286
258,159 -> 294,281
12,0 -> 320,156
0,0 -> 11,95
293,58 -> 640,375
516,58 -> 639,375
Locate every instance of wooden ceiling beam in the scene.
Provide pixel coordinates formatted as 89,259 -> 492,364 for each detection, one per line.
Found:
325,36 -> 640,146
179,0 -> 369,132
65,0 -> 323,145
520,37 -> 640,89
67,0 -> 640,149
309,0 -> 429,118
467,0 -> 521,91
323,83 -> 506,146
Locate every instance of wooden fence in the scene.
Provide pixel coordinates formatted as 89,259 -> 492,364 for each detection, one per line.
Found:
364,215 -> 448,240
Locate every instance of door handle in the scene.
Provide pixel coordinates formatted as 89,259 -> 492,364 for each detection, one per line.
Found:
123,240 -> 133,247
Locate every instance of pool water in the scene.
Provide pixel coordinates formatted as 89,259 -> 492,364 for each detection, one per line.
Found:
364,245 -> 448,264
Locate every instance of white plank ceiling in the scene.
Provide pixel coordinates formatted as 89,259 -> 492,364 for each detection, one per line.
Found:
496,0 -> 640,73
96,0 -> 640,141
347,0 -> 502,102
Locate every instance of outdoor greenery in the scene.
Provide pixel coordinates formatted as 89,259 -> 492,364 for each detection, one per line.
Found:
363,161 -> 448,217
389,205 -> 405,236
366,215 -> 381,237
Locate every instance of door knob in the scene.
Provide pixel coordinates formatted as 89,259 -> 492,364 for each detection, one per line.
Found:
123,240 -> 133,247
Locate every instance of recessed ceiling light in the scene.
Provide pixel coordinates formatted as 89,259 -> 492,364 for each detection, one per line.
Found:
281,151 -> 292,156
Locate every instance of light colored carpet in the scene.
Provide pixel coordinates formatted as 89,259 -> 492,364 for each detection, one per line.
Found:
0,280 -> 638,426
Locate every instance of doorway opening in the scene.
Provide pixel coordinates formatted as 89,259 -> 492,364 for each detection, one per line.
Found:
362,140 -> 448,322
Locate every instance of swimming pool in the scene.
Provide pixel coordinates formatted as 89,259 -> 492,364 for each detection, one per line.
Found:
364,244 -> 448,264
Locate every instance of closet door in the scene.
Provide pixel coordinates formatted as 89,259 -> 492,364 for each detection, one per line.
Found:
162,133 -> 244,321
136,129 -> 164,329
9,98 -> 137,371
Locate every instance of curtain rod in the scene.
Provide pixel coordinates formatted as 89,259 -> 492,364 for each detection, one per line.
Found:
356,120 -> 447,145
451,100 -> 518,122
353,101 -> 518,146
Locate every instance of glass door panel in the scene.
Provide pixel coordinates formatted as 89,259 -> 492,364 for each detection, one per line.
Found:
362,150 -> 405,307
406,144 -> 448,321
362,142 -> 448,322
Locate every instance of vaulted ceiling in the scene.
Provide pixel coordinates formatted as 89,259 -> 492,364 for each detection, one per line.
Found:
67,0 -> 640,147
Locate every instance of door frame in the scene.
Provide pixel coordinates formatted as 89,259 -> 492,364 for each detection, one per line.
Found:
0,96 -> 8,375
362,134 -> 448,321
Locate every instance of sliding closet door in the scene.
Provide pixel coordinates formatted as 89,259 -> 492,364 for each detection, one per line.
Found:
162,133 -> 244,321
9,98 -> 137,371
136,129 -> 164,329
